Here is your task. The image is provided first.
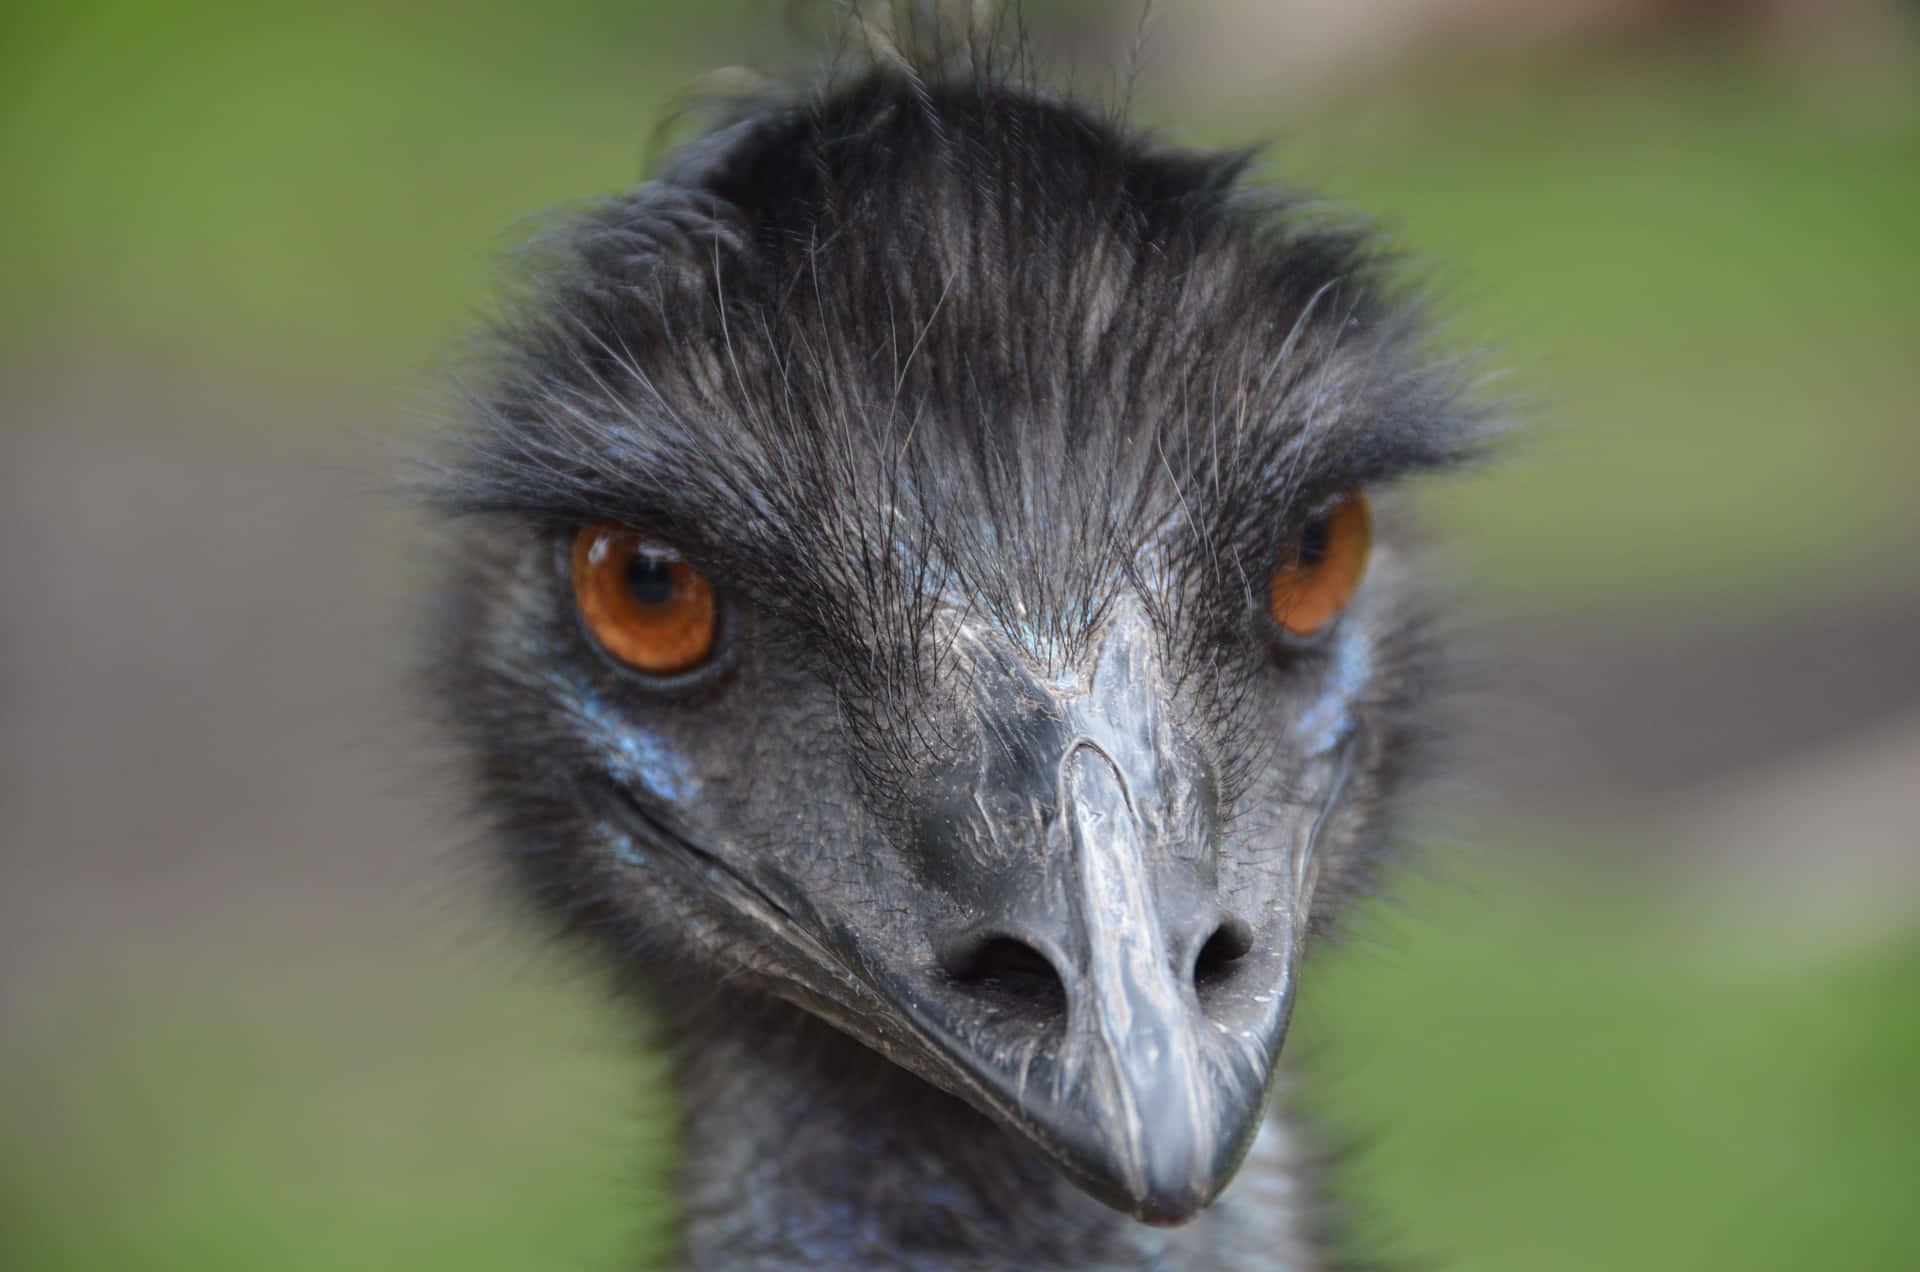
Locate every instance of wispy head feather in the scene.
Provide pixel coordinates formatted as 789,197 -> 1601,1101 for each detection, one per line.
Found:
435,39 -> 1487,719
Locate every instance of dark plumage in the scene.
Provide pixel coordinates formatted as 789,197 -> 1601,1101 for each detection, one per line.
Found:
430,38 -> 1484,1271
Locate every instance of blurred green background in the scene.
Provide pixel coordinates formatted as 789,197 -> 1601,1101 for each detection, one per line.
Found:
3,2 -> 1916,1269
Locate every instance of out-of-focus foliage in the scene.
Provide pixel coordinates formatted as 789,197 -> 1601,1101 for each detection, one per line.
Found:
1296,872 -> 1920,1271
2,1 -> 712,369
0,949 -> 681,1270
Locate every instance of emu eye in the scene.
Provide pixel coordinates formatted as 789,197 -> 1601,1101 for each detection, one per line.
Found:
1269,492 -> 1371,637
571,524 -> 718,675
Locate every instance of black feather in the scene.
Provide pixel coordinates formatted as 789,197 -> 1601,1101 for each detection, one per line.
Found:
427,36 -> 1492,1271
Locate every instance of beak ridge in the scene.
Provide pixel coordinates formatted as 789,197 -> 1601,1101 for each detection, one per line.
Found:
1054,739 -> 1229,1221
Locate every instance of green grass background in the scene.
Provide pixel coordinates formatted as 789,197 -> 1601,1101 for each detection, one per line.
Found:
4,3 -> 1916,1268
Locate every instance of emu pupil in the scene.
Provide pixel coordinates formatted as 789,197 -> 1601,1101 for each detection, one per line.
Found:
624,554 -> 676,608
1297,513 -> 1332,569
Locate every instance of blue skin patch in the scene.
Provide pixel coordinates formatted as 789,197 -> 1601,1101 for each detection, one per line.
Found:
1295,627 -> 1371,756
591,817 -> 648,869
562,680 -> 700,804
567,681 -> 695,871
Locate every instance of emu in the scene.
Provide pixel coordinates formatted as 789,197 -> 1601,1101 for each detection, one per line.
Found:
430,47 -> 1481,1272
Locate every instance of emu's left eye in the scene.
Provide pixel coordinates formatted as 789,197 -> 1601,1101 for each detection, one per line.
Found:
1269,492 -> 1371,637
571,524 -> 718,675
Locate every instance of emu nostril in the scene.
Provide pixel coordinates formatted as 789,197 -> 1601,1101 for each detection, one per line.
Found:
1193,917 -> 1255,987
945,935 -> 1069,1019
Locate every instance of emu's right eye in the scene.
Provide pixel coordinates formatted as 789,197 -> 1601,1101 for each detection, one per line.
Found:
571,525 -> 718,675
1268,492 -> 1371,638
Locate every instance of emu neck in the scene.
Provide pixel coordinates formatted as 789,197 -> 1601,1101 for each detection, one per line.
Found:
662,995 -> 1325,1271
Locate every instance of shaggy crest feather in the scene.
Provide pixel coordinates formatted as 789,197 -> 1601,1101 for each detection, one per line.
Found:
445,75 -> 1476,720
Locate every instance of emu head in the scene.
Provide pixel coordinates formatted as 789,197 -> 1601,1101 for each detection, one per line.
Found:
434,68 -> 1476,1224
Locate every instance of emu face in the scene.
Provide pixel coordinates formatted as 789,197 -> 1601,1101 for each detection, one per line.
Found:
437,73 -> 1474,1225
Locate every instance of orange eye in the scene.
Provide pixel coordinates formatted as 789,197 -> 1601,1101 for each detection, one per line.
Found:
1269,492 -> 1371,637
571,524 -> 718,675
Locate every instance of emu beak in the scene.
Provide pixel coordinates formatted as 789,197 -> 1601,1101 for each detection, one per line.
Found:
1006,744 -> 1279,1224
876,613 -> 1314,1224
